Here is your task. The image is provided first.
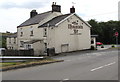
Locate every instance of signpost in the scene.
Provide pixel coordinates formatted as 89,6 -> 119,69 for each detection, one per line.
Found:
114,32 -> 119,47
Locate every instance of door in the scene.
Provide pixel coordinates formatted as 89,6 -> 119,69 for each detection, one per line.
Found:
61,44 -> 69,53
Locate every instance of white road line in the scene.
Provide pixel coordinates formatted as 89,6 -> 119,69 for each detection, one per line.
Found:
91,62 -> 116,72
63,78 -> 69,80
60,78 -> 69,82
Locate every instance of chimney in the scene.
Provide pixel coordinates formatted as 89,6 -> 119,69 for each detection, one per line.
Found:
52,2 -> 61,12
30,10 -> 38,18
70,6 -> 75,13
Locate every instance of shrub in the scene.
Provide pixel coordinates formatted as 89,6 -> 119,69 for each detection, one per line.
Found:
111,44 -> 115,48
101,45 -> 104,48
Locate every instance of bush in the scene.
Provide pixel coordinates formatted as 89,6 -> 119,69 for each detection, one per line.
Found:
101,45 -> 104,48
111,44 -> 115,48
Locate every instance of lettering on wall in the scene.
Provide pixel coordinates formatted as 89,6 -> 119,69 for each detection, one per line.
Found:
68,21 -> 83,35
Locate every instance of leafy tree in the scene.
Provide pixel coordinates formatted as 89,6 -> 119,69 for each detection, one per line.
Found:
88,19 -> 120,44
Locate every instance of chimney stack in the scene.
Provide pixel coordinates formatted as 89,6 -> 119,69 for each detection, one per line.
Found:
30,10 -> 38,18
70,6 -> 75,13
52,2 -> 61,12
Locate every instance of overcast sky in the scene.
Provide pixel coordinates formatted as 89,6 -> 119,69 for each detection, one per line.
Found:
0,0 -> 119,32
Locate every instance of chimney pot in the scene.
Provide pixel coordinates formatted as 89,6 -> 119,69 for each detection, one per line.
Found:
70,6 -> 75,13
52,2 -> 61,12
30,10 -> 38,18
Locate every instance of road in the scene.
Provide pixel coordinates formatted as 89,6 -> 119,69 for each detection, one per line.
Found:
2,48 -> 119,80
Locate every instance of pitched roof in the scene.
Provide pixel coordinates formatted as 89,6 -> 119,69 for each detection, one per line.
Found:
7,33 -> 17,38
39,14 -> 71,27
17,11 -> 52,27
39,13 -> 91,28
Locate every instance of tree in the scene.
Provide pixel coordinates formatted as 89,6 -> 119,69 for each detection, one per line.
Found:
88,20 -> 120,44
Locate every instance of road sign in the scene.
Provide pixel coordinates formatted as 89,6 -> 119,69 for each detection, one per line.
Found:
115,32 -> 119,37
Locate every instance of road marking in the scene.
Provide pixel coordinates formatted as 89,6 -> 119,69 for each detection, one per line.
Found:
91,62 -> 116,72
63,78 -> 69,80
60,78 -> 69,82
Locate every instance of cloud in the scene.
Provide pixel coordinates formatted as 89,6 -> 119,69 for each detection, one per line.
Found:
0,0 -> 50,9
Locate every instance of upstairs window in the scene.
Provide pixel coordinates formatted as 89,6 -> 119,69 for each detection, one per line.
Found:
30,30 -> 34,36
9,38 -> 11,44
20,32 -> 23,37
43,28 -> 47,37
20,28 -> 23,37
14,37 -> 16,44
30,26 -> 34,36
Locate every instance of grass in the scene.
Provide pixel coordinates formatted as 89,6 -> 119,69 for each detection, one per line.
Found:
0,58 -> 60,69
0,62 -> 24,67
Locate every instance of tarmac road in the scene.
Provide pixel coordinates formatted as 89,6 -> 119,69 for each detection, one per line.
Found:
2,48 -> 119,80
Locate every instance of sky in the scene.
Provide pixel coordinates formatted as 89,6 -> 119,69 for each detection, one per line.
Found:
0,0 -> 119,32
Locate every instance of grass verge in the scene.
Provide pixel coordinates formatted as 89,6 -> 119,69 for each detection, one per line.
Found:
0,58 -> 64,71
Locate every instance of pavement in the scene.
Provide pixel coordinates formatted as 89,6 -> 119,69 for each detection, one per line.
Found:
97,44 -> 119,50
2,48 -> 118,80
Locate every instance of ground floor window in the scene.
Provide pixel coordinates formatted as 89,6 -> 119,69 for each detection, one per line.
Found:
44,43 -> 47,53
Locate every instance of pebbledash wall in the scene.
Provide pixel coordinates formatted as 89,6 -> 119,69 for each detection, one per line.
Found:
16,3 -> 94,56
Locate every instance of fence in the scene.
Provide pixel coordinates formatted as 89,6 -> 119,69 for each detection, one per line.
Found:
2,49 -> 34,56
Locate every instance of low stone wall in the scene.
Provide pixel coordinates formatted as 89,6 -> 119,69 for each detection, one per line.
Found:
2,49 -> 34,56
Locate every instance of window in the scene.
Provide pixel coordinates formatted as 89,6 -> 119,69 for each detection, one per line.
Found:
43,28 -> 47,37
9,38 -> 11,44
30,26 -> 34,36
20,32 -> 23,37
20,41 -> 24,47
14,38 -> 16,44
20,28 -> 23,37
91,39 -> 94,44
30,30 -> 34,36
44,43 -> 47,53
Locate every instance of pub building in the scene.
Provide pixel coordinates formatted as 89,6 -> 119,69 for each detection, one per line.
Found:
16,2 -> 94,56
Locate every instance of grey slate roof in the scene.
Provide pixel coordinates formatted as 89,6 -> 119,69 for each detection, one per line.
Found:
7,33 -> 17,38
17,11 -> 52,27
39,14 -> 71,27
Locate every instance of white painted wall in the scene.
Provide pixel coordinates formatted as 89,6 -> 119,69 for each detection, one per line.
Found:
33,41 -> 45,56
17,24 -> 44,50
47,14 -> 91,54
7,37 -> 18,50
17,13 -> 91,55
17,12 -> 62,50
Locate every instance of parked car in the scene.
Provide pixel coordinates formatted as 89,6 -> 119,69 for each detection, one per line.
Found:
0,48 -> 5,55
96,42 -> 103,46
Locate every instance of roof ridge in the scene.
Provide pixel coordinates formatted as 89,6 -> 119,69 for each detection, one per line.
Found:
37,11 -> 52,15
17,11 -> 52,27
39,13 -> 71,27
